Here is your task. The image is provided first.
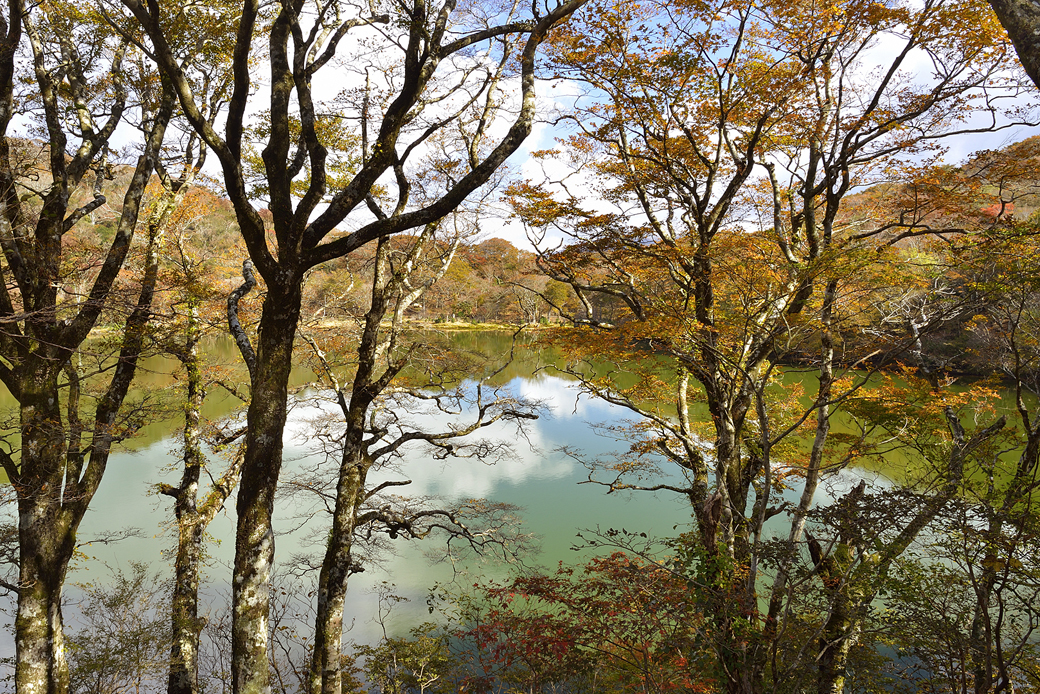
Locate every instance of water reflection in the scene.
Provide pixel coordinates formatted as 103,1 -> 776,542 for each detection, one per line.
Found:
16,331 -> 961,657
0,337 -> 698,658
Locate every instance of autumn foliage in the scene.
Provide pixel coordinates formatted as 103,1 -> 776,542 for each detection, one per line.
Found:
9,0 -> 1040,693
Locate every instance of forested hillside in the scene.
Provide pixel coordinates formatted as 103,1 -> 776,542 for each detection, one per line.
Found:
10,140 -> 566,331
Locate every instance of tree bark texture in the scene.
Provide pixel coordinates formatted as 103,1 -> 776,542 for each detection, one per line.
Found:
232,282 -> 302,694
308,455 -> 366,694
168,502 -> 205,694
15,379 -> 74,694
988,0 -> 1040,89
167,300 -> 206,694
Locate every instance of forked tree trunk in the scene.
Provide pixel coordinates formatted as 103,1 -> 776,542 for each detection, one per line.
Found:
14,203 -> 166,694
2,41 -> 174,684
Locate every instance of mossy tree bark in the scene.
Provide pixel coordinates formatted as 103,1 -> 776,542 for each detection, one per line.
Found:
987,0 -> 1040,89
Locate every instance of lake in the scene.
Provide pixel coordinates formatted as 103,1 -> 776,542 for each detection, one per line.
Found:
0,330 -> 706,658
4,327 -> 1030,694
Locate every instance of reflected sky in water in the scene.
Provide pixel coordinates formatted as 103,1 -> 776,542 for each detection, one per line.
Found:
1,369 -> 694,654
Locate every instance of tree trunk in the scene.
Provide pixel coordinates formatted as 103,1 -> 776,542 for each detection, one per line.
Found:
232,282 -> 302,694
15,505 -> 73,694
987,0 -> 1040,90
15,556 -> 69,694
969,527 -> 1001,694
816,574 -> 861,694
164,294 -> 244,694
706,570 -> 761,694
169,511 -> 205,694
309,245 -> 390,694
14,373 -> 74,694
11,219 -> 165,694
308,453 -> 367,694
168,303 -> 206,694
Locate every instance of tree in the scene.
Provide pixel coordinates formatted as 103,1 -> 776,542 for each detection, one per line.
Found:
354,588 -> 452,694
507,0 -> 1034,691
899,227 -> 1040,694
0,2 -> 247,690
120,19 -> 246,691
357,623 -> 452,694
797,389 -> 1006,694
0,2 -> 185,692
119,1 -> 589,692
66,563 -> 170,694
157,195 -> 249,694
462,550 -> 713,693
295,218 -> 540,694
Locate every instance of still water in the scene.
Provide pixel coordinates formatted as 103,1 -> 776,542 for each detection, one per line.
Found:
1,330 -> 703,652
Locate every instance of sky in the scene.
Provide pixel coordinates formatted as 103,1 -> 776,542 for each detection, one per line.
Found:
488,7 -> 1040,250
18,1 -> 1040,253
